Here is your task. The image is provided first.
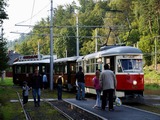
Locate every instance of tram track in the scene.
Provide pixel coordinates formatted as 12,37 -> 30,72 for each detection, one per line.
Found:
43,100 -> 74,120
16,90 -> 160,119
17,92 -> 69,120
17,92 -> 103,120
49,100 -> 103,120
16,92 -> 32,120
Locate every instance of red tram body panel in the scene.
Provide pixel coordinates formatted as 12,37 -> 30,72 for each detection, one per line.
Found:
85,74 -> 94,88
116,74 -> 144,90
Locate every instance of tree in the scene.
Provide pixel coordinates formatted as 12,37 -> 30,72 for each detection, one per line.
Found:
0,0 -> 8,81
0,38 -> 9,81
0,0 -> 8,20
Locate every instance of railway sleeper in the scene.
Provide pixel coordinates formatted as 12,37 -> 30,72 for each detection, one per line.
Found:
49,100 -> 103,120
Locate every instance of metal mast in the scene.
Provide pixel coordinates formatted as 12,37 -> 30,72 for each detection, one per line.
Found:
76,13 -> 79,57
50,0 -> 53,90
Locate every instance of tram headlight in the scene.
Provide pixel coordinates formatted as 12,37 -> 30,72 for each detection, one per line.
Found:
133,80 -> 137,85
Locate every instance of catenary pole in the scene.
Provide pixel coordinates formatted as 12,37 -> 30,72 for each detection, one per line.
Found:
76,13 -> 79,57
50,0 -> 53,90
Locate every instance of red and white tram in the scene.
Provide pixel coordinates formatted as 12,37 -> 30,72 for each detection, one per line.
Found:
77,46 -> 144,97
12,45 -> 144,98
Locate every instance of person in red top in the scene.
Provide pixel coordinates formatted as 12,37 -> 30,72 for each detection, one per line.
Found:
92,70 -> 101,108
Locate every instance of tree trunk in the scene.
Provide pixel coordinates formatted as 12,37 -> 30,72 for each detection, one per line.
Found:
1,71 -> 5,82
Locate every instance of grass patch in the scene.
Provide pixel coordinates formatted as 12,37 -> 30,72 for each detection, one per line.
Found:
0,77 -> 75,120
144,68 -> 160,90
145,83 -> 160,90
0,77 -> 159,119
0,77 -> 14,86
0,86 -> 22,119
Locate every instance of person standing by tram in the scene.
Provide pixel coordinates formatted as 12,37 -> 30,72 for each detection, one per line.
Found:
75,66 -> 86,100
42,72 -> 48,89
92,70 -> 101,108
56,75 -> 64,100
30,69 -> 43,107
100,64 -> 117,111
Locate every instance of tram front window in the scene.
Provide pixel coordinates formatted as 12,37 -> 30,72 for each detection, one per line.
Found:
118,59 -> 143,73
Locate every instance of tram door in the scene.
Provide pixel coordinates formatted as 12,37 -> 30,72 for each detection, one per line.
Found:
104,56 -> 115,72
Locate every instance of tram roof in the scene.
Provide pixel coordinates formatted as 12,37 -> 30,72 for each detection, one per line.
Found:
83,46 -> 142,60
54,56 -> 79,63
76,56 -> 84,62
13,59 -> 50,65
101,46 -> 142,56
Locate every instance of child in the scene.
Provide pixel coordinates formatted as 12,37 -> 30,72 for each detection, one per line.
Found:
22,81 -> 30,106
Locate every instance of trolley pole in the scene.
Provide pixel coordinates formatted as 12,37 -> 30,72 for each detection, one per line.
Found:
95,29 -> 98,52
50,0 -> 54,90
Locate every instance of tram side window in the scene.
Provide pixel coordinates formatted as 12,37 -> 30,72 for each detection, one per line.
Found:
117,60 -> 122,72
86,59 -> 96,73
54,65 -> 58,74
96,64 -> 102,72
96,58 -> 102,72
65,65 -> 67,74
15,66 -> 21,73
54,64 -> 63,74
42,65 -> 46,73
104,58 -> 111,68
91,59 -> 95,73
21,65 -> 27,73
29,66 -> 33,73
104,57 -> 115,72
70,63 -> 76,73
59,65 -> 64,74
46,64 -> 50,73
86,60 -> 89,73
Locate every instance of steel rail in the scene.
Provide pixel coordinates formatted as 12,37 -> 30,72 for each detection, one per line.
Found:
16,92 -> 32,120
43,99 -> 74,120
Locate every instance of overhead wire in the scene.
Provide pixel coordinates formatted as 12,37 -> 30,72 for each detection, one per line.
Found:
14,1 -> 50,39
15,2 -> 50,25
23,0 -> 36,35
30,0 -> 36,26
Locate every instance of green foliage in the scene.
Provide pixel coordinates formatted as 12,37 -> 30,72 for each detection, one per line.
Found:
0,0 -> 9,75
143,66 -> 160,90
10,0 -> 160,66
138,35 -> 153,66
145,83 -> 160,90
144,68 -> 160,80
0,38 -> 9,74
0,0 -> 8,19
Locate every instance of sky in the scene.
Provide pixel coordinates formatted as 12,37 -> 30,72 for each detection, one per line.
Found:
3,0 -> 79,41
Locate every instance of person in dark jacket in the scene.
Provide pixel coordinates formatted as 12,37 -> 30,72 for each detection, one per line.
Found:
56,75 -> 64,100
30,69 -> 42,107
75,66 -> 86,100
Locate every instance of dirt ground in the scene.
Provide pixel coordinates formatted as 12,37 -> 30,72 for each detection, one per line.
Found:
144,89 -> 160,95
